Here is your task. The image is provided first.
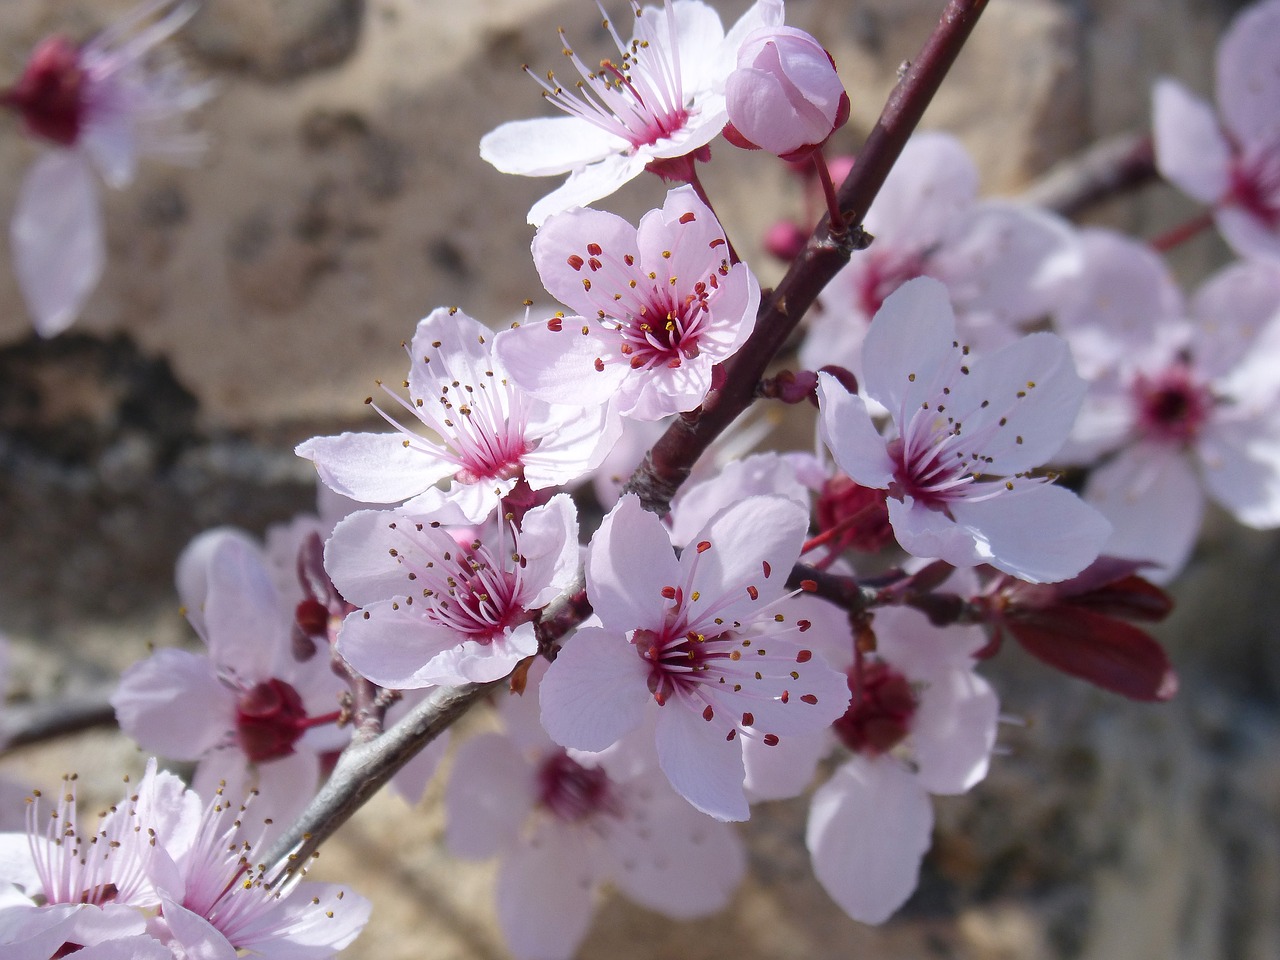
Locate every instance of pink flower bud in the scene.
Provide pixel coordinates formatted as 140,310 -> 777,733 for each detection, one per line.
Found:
724,26 -> 849,160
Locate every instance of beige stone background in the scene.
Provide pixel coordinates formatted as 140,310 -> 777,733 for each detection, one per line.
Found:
1,0 -> 1278,958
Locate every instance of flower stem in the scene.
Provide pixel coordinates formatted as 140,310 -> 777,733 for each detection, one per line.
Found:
811,149 -> 845,237
1150,208 -> 1216,252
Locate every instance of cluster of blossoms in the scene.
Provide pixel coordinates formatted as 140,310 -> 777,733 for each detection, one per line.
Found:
0,759 -> 369,958
6,0 -> 1280,958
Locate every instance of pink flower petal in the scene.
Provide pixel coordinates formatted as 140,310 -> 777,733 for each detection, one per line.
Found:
112,649 -> 234,759
654,700 -> 749,821
495,820 -> 598,960
296,432 -> 451,505
947,483 -> 1112,583
1086,443 -> 1203,582
11,150 -> 105,337
586,494 -> 678,632
444,733 -> 535,859
540,626 -> 652,752
1152,79 -> 1231,204
479,116 -> 626,175
806,756 -> 934,924
1216,0 -> 1280,147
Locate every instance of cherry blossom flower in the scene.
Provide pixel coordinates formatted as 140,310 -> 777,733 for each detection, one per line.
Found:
147,779 -> 370,960
1054,230 -> 1280,580
1152,0 -> 1280,260
724,26 -> 849,158
799,132 -> 1081,376
297,307 -> 619,524
446,661 -> 744,960
0,763 -> 172,957
0,758 -> 371,959
494,186 -> 760,420
327,494 -> 579,687
540,493 -> 850,821
817,277 -> 1110,583
481,0 -> 782,225
1,0 -> 209,336
798,604 -> 998,924
112,529 -> 349,832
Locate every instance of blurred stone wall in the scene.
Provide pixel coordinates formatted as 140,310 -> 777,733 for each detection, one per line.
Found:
1,2 -> 1277,959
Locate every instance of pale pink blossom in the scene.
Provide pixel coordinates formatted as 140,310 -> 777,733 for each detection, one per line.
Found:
817,277 -> 1110,583
2,1 -> 209,336
328,494 -> 579,687
799,132 -> 1081,376
112,529 -> 349,832
481,0 -> 783,225
1153,0 -> 1280,260
738,601 -> 997,924
1055,230 -> 1280,580
724,26 -> 848,158
147,780 -> 370,960
539,493 -> 850,821
297,307 -> 619,524
495,186 -> 760,421
446,661 -> 744,960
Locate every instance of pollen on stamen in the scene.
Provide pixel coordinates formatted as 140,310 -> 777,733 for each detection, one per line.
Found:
763,734 -> 780,746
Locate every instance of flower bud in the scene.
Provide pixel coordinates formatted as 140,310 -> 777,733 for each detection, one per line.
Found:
724,26 -> 849,160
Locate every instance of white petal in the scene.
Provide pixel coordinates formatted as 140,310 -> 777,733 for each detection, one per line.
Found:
742,728 -> 830,801
493,322 -> 630,408
947,483 -> 1111,583
605,781 -> 746,917
480,116 -> 626,175
862,277 -> 962,422
586,494 -> 677,632
655,701 -> 749,821
296,432 -> 448,504
112,649 -> 233,759
946,331 -> 1085,475
1085,444 -> 1203,583
1152,79 -> 1231,203
806,756 -> 934,924
444,733 -> 535,859
11,151 -> 105,337
540,626 -> 652,751
683,494 -> 807,615
496,820 -> 598,960
864,132 -> 977,250
817,373 -> 896,488
526,152 -> 650,227
910,666 -> 999,795
1216,0 -> 1280,147
1198,417 -> 1280,528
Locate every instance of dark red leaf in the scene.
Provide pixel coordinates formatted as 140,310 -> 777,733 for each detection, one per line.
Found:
1068,575 -> 1173,622
1008,606 -> 1178,702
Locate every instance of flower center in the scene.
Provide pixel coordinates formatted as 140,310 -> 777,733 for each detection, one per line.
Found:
527,0 -> 692,151
537,750 -> 619,821
815,474 -> 894,553
832,661 -> 917,755
633,624 -> 733,706
856,250 -> 929,319
1228,139 -> 1280,228
1,36 -> 85,145
235,678 -> 309,763
1133,361 -> 1212,444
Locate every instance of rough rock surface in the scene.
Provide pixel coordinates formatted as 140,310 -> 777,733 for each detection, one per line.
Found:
0,2 -> 1276,960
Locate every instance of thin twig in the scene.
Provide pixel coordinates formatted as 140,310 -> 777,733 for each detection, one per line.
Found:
0,686 -> 118,752
1016,129 -> 1157,217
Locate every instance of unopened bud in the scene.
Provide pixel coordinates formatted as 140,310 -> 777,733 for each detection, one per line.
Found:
725,27 -> 849,160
